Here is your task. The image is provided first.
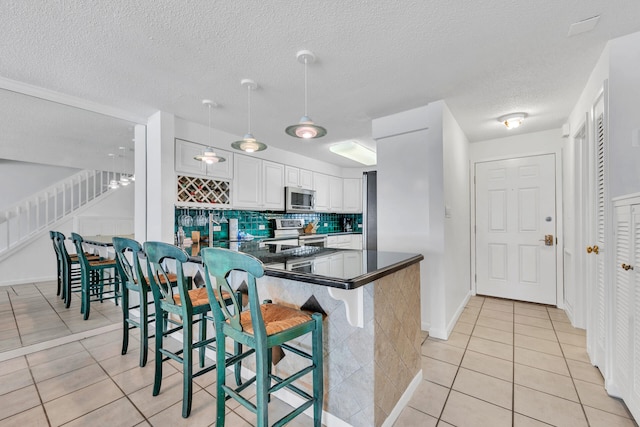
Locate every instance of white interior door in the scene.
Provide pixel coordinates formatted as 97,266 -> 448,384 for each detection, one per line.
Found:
475,154 -> 557,305
587,86 -> 608,371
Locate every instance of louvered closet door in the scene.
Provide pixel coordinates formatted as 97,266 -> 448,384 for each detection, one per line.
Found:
630,205 -> 640,420
589,91 -> 608,370
613,204 -> 631,397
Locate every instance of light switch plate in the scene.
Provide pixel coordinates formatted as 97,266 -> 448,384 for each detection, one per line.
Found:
213,226 -> 221,232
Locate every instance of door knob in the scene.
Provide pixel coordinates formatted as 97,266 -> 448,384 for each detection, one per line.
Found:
622,263 -> 634,271
539,235 -> 554,246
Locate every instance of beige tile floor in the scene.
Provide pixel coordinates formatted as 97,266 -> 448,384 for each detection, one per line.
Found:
2,283 -> 638,427
0,281 -> 314,426
395,295 -> 639,427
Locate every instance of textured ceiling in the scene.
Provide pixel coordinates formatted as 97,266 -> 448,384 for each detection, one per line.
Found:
2,0 -> 640,168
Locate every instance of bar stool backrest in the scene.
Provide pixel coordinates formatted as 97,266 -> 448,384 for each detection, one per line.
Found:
143,241 -> 191,312
112,237 -> 145,290
201,247 -> 265,339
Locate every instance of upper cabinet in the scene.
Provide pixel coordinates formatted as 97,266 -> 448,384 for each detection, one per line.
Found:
233,155 -> 284,210
343,178 -> 363,213
313,172 -> 330,211
175,138 -> 233,180
285,166 -> 313,189
314,173 -> 362,213
329,176 -> 343,212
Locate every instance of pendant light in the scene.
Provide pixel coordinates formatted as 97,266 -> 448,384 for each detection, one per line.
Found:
194,99 -> 226,164
108,153 -> 119,189
119,146 -> 131,186
285,50 -> 327,139
231,79 -> 267,153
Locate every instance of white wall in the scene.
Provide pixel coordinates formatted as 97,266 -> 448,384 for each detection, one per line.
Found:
0,184 -> 134,286
563,41 -> 610,328
608,31 -> 640,198
442,104 -> 472,335
0,160 -> 80,210
373,102 -> 445,334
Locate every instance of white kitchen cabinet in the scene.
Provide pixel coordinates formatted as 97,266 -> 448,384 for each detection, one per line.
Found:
611,194 -> 640,419
175,138 -> 233,179
285,166 -> 313,189
343,178 -> 362,213
350,234 -> 363,250
262,160 -> 285,210
313,172 -> 330,211
329,176 -> 343,212
233,155 -> 284,210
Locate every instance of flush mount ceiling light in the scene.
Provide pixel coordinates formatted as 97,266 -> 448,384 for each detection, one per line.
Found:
285,50 -> 327,139
329,140 -> 377,166
194,99 -> 226,164
231,79 -> 267,153
498,113 -> 527,129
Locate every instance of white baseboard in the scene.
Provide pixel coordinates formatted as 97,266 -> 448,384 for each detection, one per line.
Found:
428,291 -> 472,340
381,370 -> 423,427
0,275 -> 57,287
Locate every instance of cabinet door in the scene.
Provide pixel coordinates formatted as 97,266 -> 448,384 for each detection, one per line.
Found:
175,139 -> 205,176
313,172 -> 330,211
233,155 -> 261,208
285,166 -> 300,187
329,176 -> 343,212
631,205 -> 640,411
204,148 -> 233,179
343,178 -> 362,212
299,169 -> 313,189
262,161 -> 285,210
350,234 -> 363,250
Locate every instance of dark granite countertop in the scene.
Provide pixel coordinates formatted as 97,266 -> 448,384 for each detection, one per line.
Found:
185,240 -> 423,290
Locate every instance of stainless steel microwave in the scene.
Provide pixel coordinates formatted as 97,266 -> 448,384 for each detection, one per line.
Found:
285,187 -> 315,213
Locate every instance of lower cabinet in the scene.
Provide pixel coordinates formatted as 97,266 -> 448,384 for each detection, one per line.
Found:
612,195 -> 640,420
327,234 -> 362,249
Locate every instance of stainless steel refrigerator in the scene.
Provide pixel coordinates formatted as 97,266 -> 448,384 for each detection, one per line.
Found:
362,171 -> 377,251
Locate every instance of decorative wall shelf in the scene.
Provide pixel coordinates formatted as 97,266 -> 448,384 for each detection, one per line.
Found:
177,175 -> 231,207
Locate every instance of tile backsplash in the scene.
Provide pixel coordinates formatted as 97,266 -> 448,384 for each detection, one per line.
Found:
174,208 -> 362,241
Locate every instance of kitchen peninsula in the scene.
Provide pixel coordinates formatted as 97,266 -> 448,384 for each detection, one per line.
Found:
187,240 -> 424,427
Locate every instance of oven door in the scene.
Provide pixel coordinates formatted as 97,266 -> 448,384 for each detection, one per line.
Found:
298,235 -> 327,248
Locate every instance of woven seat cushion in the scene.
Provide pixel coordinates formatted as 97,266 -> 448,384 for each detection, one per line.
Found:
70,254 -> 100,261
240,304 -> 312,336
143,273 -> 178,285
88,258 -> 117,267
173,287 -> 230,307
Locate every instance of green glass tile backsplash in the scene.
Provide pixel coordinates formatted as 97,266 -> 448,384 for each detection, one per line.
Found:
174,208 -> 362,241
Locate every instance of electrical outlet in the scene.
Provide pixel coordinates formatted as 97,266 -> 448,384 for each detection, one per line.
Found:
357,223 -> 362,228
324,223 -> 328,227
213,226 -> 221,232
258,224 -> 265,230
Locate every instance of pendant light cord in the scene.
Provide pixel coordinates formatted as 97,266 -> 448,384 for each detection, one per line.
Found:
304,56 -> 308,117
207,103 -> 212,145
247,83 -> 252,134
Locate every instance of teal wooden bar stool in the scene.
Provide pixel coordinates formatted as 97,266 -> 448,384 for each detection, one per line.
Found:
113,237 -> 172,367
49,231 -> 64,297
70,232 -> 120,319
144,241 -> 241,418
201,247 -> 324,427
51,231 -> 98,308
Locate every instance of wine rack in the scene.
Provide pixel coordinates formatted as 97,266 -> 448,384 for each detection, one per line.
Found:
177,175 -> 231,206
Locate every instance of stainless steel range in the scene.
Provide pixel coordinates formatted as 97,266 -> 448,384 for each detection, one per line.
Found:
271,218 -> 328,247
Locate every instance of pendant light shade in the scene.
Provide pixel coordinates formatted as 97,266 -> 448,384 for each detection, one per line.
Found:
231,79 -> 267,153
195,99 -> 226,164
285,50 -> 327,139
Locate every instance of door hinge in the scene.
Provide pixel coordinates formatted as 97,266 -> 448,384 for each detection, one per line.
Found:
474,274 -> 477,283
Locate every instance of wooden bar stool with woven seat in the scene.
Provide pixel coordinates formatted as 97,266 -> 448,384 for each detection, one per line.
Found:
144,241 -> 242,418
113,237 -> 176,367
201,247 -> 324,427
70,233 -> 120,320
51,231 -> 99,308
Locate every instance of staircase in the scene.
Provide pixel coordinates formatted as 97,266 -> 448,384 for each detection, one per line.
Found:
0,169 -> 118,258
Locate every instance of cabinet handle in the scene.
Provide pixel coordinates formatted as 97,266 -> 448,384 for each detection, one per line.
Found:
622,263 -> 634,271
587,245 -> 600,254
